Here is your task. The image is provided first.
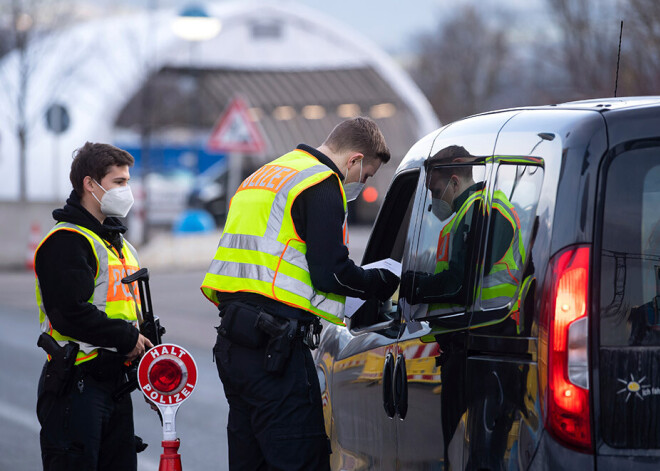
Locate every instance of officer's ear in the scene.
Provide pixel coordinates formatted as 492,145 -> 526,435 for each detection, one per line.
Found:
348,152 -> 364,169
82,176 -> 96,194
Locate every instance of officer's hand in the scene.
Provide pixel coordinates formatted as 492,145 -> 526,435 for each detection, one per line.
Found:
144,395 -> 159,412
127,334 -> 154,362
373,268 -> 400,302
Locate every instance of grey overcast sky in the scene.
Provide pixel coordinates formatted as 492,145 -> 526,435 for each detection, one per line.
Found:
291,0 -> 545,54
95,0 -> 546,55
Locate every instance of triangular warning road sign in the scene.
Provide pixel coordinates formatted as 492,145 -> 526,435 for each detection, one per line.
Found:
207,97 -> 266,154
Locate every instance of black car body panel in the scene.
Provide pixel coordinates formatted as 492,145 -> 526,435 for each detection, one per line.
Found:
315,97 -> 660,470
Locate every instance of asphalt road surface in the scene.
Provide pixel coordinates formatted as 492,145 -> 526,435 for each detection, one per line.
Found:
0,268 -> 226,471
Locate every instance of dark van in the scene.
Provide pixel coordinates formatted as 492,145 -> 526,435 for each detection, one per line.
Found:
314,97 -> 660,470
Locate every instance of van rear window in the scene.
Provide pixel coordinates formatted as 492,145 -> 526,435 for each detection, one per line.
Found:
600,147 -> 660,347
599,145 -> 660,449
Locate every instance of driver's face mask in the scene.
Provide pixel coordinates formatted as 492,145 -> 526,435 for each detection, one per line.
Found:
430,178 -> 454,221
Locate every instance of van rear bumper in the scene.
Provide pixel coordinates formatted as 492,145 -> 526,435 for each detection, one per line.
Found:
527,432 -> 594,470
596,451 -> 660,469
528,432 -> 660,470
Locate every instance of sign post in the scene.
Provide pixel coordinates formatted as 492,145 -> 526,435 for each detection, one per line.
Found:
138,343 -> 198,471
207,97 -> 266,213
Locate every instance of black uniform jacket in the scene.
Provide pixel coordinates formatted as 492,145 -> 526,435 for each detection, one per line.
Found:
35,191 -> 139,354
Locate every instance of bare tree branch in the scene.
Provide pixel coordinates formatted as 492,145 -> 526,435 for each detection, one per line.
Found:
410,5 -> 513,124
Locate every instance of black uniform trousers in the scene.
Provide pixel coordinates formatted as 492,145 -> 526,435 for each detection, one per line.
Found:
214,333 -> 331,471
37,361 -> 137,471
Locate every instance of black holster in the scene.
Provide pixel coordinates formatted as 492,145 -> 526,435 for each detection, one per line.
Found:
37,333 -> 79,396
218,302 -> 267,349
262,317 -> 297,374
218,302 -> 297,374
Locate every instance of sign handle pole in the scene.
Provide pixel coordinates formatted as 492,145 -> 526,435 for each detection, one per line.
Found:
158,400 -> 182,469
161,405 -> 179,441
158,404 -> 183,469
138,344 -> 197,471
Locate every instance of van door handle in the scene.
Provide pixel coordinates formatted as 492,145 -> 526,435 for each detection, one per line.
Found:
393,353 -> 408,420
382,352 -> 396,418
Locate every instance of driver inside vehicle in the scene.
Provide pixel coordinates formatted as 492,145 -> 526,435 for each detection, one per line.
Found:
400,146 -> 486,310
400,145 -> 523,319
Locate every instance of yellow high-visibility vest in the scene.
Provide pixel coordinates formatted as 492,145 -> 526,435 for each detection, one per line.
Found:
201,149 -> 348,325
480,189 -> 525,308
427,189 -> 524,316
35,222 -> 141,364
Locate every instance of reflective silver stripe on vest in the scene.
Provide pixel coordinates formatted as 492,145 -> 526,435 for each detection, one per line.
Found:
207,258 -> 344,315
39,223 -> 115,354
124,239 -> 140,264
480,201 -> 523,309
264,164 -> 334,240
218,233 -> 308,272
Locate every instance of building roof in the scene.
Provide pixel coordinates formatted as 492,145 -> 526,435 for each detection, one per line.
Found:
0,1 -> 438,201
117,66 -> 420,159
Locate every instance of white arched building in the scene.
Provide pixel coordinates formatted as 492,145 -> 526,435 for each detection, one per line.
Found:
0,1 -> 438,205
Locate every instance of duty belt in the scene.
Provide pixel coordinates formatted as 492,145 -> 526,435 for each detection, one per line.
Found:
263,310 -> 321,349
77,349 -> 127,382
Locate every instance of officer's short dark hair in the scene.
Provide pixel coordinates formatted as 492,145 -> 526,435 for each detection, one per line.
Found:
323,116 -> 391,164
69,142 -> 134,196
425,145 -> 475,182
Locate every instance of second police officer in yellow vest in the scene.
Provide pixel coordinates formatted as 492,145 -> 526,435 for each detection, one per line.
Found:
35,143 -> 153,470
202,117 -> 400,470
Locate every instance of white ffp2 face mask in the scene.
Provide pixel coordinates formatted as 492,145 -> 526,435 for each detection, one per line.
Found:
429,176 -> 455,221
92,180 -> 134,218
343,159 -> 364,202
431,198 -> 453,221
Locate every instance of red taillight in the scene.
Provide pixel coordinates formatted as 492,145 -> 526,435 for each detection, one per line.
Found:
149,358 -> 183,393
540,245 -> 592,451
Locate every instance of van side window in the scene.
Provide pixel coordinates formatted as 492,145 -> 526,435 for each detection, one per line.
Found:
350,170 -> 419,329
474,162 -> 544,333
400,163 -> 487,319
600,148 -> 660,347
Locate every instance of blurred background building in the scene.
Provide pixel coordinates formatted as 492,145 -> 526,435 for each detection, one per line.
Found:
0,1 -> 439,268
1,0 -> 659,269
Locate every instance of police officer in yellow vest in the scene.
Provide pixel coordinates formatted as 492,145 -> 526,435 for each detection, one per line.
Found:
401,147 -> 524,312
400,146 -> 524,470
202,117 -> 400,470
35,142 -> 153,471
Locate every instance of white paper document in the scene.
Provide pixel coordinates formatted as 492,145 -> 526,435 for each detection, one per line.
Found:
343,258 -> 402,319
398,298 -> 426,333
